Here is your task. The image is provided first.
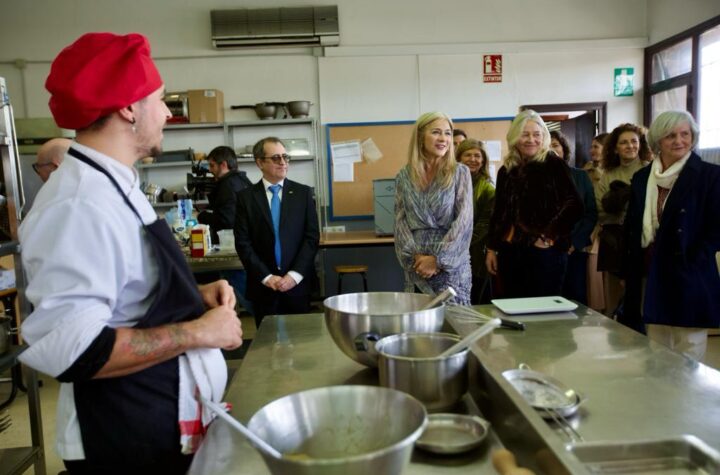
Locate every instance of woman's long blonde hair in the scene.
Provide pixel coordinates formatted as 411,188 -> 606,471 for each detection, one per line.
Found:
407,111 -> 457,189
502,109 -> 551,170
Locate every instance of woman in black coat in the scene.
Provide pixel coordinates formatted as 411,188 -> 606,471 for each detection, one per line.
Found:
623,110 -> 720,360
485,110 -> 583,298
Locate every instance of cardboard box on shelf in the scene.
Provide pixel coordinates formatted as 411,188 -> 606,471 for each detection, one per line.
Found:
188,89 -> 224,124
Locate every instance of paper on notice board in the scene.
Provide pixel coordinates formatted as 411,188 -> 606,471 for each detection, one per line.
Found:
361,138 -> 383,163
331,140 -> 362,182
333,162 -> 354,182
331,141 -> 362,163
484,140 -> 502,163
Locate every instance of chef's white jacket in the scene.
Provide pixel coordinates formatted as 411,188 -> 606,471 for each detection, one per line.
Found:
19,143 -> 159,460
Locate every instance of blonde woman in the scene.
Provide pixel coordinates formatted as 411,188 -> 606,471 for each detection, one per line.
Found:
456,138 -> 495,304
486,110 -> 583,298
394,112 -> 473,304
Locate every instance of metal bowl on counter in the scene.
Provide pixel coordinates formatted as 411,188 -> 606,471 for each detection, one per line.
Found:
376,333 -> 469,411
323,292 -> 446,367
247,385 -> 427,475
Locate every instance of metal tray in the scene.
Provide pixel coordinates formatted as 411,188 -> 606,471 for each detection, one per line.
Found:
415,413 -> 490,454
502,366 -> 583,419
567,435 -> 720,474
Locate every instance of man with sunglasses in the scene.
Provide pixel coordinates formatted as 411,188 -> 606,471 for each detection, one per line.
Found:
34,137 -> 71,182
234,137 -> 319,329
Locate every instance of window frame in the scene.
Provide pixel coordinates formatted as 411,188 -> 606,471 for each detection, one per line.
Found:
643,14 -> 720,125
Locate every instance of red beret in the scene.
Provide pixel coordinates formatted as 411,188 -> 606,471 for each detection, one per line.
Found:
46,32 -> 163,130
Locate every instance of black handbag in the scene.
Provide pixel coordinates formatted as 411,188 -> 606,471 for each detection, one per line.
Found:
597,223 -> 625,274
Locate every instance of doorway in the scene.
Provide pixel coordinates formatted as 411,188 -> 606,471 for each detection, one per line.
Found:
520,102 -> 607,168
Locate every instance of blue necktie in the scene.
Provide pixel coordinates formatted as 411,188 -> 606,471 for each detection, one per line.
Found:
269,184 -> 282,268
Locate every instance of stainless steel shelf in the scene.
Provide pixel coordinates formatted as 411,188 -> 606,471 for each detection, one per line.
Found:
137,161 -> 192,169
0,242 -> 19,258
226,118 -> 313,127
0,446 -> 43,475
164,123 -> 223,131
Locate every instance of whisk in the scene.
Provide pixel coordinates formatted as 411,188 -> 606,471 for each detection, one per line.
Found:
446,304 -> 525,330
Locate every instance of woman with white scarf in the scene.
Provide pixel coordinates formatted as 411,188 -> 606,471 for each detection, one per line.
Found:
623,111 -> 720,360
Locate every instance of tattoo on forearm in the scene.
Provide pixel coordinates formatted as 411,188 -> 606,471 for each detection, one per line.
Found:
128,325 -> 188,357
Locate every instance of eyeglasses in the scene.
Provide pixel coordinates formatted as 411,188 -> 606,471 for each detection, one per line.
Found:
32,162 -> 58,175
262,154 -> 291,164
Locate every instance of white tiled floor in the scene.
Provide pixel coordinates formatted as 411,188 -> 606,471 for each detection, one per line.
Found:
2,331 -> 720,475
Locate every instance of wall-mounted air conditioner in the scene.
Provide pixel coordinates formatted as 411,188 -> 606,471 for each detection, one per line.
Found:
211,6 -> 339,49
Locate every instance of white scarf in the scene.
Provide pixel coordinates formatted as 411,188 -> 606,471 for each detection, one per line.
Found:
641,153 -> 690,248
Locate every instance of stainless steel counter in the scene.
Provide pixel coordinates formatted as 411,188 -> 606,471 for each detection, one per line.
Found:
188,314 -> 503,474
188,305 -> 720,475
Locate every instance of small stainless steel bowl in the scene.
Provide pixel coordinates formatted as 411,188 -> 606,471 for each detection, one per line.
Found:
415,413 -> 490,454
376,332 -> 469,411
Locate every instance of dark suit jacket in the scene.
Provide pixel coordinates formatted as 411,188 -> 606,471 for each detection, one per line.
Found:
234,179 -> 319,302
197,170 -> 252,242
623,152 -> 720,330
568,166 -> 597,251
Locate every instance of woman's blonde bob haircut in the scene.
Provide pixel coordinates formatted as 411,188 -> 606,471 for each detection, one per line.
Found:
647,110 -> 699,155
407,111 -> 457,189
456,138 -> 491,182
503,109 -> 551,170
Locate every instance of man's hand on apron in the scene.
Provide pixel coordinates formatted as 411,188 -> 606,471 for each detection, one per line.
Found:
192,305 -> 243,351
199,280 -> 237,309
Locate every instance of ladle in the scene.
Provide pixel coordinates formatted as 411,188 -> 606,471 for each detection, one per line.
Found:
436,317 -> 501,357
421,287 -> 457,310
201,396 -> 283,459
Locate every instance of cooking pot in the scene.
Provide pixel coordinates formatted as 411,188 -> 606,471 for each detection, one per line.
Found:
231,102 -> 287,120
286,101 -> 313,118
323,292 -> 445,367
376,332 -> 469,411
248,385 -> 427,475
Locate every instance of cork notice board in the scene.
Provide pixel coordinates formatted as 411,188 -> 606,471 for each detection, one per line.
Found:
326,117 -> 513,219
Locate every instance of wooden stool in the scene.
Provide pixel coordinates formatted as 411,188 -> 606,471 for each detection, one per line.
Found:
335,265 -> 368,295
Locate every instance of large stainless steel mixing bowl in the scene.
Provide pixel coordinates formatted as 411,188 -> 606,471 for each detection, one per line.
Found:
376,333 -> 469,411
323,292 -> 445,367
248,385 -> 428,475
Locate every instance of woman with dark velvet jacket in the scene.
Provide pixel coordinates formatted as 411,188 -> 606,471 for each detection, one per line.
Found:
623,111 -> 720,360
485,110 -> 583,298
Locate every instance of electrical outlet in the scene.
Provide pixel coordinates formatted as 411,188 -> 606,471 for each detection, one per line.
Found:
323,226 -> 346,233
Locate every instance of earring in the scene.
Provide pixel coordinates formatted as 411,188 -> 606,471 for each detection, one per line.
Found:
131,118 -> 136,134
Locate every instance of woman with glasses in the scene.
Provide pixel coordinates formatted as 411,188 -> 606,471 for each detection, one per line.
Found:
485,110 -> 583,298
394,112 -> 473,304
456,138 -> 495,304
623,111 -> 720,358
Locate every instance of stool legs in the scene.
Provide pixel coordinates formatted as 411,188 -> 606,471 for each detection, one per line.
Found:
336,272 -> 368,295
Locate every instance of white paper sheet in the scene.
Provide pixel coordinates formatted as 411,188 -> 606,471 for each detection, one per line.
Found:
333,162 -> 354,182
484,140 -> 502,163
331,141 -> 362,163
361,138 -> 383,163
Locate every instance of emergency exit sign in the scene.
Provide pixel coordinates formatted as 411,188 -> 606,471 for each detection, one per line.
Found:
483,55 -> 502,83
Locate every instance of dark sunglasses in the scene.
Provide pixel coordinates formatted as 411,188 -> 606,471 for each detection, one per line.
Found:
262,154 -> 291,164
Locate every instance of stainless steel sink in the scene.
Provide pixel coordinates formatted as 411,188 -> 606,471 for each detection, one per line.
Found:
566,435 -> 720,474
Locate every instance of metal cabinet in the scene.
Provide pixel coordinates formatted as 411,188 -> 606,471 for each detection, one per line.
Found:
0,77 -> 46,475
373,178 -> 395,236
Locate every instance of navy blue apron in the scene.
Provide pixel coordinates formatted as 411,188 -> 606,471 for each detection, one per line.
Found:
68,148 -> 206,472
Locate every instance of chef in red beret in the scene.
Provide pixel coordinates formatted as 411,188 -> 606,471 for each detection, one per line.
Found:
18,32 -> 243,475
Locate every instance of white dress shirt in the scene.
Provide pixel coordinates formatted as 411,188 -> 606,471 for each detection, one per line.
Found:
18,143 -> 159,460
260,178 -> 303,284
